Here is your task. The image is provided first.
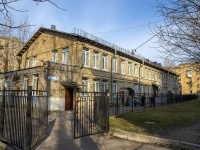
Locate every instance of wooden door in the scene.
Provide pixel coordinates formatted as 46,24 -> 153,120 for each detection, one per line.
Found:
65,88 -> 73,110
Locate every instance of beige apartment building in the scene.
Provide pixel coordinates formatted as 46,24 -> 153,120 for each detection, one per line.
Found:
0,37 -> 23,73
172,63 -> 200,94
0,27 -> 180,111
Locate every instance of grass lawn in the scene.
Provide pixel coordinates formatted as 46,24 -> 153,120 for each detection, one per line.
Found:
110,99 -> 200,135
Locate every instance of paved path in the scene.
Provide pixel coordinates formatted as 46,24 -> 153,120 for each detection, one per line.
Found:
33,111 -> 172,150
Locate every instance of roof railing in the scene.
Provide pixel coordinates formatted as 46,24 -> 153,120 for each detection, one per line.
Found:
71,28 -> 176,75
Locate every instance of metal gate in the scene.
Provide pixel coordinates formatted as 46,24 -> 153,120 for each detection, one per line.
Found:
0,87 -> 48,149
74,92 -> 109,138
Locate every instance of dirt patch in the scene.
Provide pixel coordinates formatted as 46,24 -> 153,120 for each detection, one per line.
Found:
153,121 -> 200,145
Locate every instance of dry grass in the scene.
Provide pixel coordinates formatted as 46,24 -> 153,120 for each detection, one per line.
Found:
110,99 -> 200,135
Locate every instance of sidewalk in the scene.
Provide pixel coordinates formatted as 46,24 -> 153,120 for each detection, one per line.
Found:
33,111 -> 173,150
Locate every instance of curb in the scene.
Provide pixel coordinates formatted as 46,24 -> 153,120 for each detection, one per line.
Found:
110,128 -> 200,150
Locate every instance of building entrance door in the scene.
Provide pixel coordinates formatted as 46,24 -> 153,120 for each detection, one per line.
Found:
65,88 -> 73,110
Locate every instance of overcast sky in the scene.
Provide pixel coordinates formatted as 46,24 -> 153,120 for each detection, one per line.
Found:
10,0 -> 165,64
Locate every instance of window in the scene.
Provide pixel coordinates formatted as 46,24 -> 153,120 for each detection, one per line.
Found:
148,70 -> 151,80
23,77 -> 28,90
0,80 -> 2,90
82,78 -> 89,95
145,68 -> 148,79
134,84 -> 138,93
140,85 -> 143,93
102,54 -> 108,70
93,52 -> 99,69
103,81 -> 108,92
82,48 -> 90,67
52,51 -> 58,63
121,60 -> 125,74
32,58 -> 37,67
32,75 -> 38,90
196,71 -> 199,75
32,75 -> 38,96
112,57 -> 117,73
62,48 -> 69,64
93,81 -> 99,92
26,59 -> 30,68
197,84 -> 199,88
128,62 -> 132,75
140,68 -> 143,78
112,82 -> 117,94
152,71 -> 155,81
134,64 -> 138,77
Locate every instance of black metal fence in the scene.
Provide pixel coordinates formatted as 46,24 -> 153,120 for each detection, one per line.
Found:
109,93 -> 199,116
74,92 -> 109,138
0,87 -> 48,149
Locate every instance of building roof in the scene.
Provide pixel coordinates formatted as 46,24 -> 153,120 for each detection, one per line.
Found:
17,27 -> 178,76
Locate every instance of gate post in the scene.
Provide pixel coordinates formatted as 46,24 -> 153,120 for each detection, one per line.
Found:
24,86 -> 32,150
0,88 -> 5,138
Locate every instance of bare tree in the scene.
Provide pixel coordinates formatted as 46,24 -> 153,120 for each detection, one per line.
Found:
0,0 -> 67,28
153,0 -> 200,64
163,57 -> 176,67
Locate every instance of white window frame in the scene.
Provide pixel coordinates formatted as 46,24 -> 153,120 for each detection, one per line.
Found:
112,82 -> 117,95
26,59 -> 30,68
113,58 -> 117,73
32,76 -> 38,96
148,70 -> 151,80
140,67 -> 143,78
128,62 -> 132,75
103,81 -> 108,92
102,54 -> 108,70
121,60 -> 125,74
52,51 -> 58,63
32,76 -> 38,91
145,68 -> 148,79
134,64 -> 138,77
62,48 -> 69,65
93,81 -> 99,92
93,52 -> 99,69
32,58 -> 37,67
0,80 -> 2,90
152,71 -> 155,81
82,78 -> 89,96
23,77 -> 28,90
82,48 -> 90,67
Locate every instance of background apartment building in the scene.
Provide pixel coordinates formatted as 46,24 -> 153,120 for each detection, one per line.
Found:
0,27 -> 180,111
0,37 -> 23,73
172,63 -> 200,94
